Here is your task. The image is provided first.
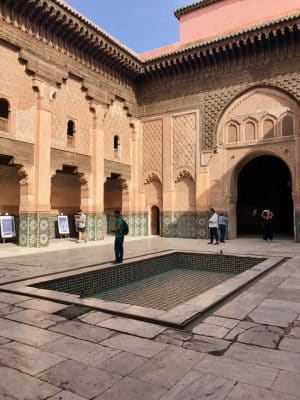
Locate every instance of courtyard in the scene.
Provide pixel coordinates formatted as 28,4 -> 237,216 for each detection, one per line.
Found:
0,236 -> 300,399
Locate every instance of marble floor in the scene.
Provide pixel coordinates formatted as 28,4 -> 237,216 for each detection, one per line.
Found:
0,236 -> 300,399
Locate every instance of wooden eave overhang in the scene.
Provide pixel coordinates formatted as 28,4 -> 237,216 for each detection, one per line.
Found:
141,13 -> 300,77
174,0 -> 223,19
1,0 -> 142,75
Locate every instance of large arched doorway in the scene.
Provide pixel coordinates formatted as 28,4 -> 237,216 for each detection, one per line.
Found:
151,206 -> 160,235
237,155 -> 293,237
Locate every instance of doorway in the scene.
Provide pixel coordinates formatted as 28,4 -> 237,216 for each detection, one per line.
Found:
151,206 -> 160,235
237,155 -> 293,237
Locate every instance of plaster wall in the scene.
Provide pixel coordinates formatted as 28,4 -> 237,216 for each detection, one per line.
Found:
179,0 -> 300,45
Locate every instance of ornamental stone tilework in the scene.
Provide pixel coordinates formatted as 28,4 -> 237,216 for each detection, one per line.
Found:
19,214 -> 50,247
142,119 -> 163,182
161,212 -> 209,239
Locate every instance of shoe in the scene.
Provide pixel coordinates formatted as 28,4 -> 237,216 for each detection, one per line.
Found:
215,243 -> 219,245
207,242 -> 213,244
112,260 -> 120,264
220,240 -> 225,243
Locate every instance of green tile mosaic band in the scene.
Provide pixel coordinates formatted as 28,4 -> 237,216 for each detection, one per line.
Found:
19,213 -> 50,247
161,212 -> 209,239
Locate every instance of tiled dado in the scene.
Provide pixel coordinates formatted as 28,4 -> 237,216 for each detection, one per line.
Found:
161,212 -> 209,239
86,214 -> 107,241
106,213 -> 148,236
19,213 -> 50,247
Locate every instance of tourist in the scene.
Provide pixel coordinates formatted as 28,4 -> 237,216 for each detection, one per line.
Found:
208,208 -> 219,245
76,209 -> 87,243
261,209 -> 274,242
219,212 -> 228,243
111,209 -> 125,263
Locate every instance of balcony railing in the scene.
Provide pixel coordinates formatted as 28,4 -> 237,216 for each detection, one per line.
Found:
0,117 -> 8,132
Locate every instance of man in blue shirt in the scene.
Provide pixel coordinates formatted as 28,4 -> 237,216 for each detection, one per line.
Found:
219,212 -> 228,243
111,209 -> 124,263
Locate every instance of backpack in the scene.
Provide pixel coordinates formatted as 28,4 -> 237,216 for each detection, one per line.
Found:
122,219 -> 129,235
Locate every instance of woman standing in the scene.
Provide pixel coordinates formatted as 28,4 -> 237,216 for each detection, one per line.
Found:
261,209 -> 274,242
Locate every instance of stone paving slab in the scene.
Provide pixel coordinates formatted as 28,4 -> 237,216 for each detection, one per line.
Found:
0,322 -> 63,346
224,321 -> 259,340
225,342 -> 300,373
98,316 -> 166,339
48,391 -> 88,400
249,305 -> 297,327
259,298 -> 300,314
268,288 -> 300,303
5,308 -> 66,328
77,310 -> 113,325
202,316 -> 239,329
183,335 -> 230,354
99,351 -> 147,376
17,298 -> 69,313
234,324 -> 283,348
213,292 -> 267,320
101,333 -> 168,358
0,341 -> 65,375
272,370 -> 300,397
37,359 -> 121,399
94,376 -> 167,400
159,370 -> 235,400
194,354 -> 278,388
279,337 -> 300,353
290,327 -> 300,337
0,316 -> 18,330
130,346 -> 203,389
49,320 -> 115,343
0,366 -> 60,399
0,302 -> 24,316
279,277 -> 300,290
226,382 -> 299,400
0,291 -> 31,304
41,336 -> 120,367
191,322 -> 230,338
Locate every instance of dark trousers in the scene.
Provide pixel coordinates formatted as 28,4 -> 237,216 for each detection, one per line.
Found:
114,236 -> 124,262
219,224 -> 226,242
209,227 -> 219,243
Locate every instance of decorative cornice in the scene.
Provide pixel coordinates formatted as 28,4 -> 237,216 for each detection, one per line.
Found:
174,0 -> 223,19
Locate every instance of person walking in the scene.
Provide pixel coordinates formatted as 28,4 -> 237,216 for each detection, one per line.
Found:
208,208 -> 219,245
111,209 -> 125,263
76,209 -> 87,243
261,209 -> 274,242
219,212 -> 228,243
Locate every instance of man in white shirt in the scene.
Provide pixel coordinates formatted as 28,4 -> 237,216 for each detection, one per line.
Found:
208,208 -> 219,245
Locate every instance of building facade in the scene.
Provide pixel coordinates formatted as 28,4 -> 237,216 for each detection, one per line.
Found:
0,0 -> 299,246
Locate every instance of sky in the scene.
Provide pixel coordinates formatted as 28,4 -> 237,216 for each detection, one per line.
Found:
65,0 -> 190,53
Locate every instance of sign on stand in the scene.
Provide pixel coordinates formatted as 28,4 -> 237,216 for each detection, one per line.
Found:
57,215 -> 70,236
0,215 -> 16,242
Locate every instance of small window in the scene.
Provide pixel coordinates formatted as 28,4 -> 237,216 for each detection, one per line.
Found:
114,135 -> 120,158
0,98 -> 10,132
67,120 -> 75,147
114,135 -> 120,149
282,116 -> 294,136
67,120 -> 75,137
227,124 -> 238,143
263,119 -> 275,139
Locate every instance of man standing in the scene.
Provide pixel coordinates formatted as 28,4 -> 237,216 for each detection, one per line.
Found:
219,212 -> 228,243
76,209 -> 87,243
112,209 -> 124,263
208,208 -> 219,245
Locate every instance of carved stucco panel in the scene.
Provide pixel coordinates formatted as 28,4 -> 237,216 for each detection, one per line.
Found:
172,113 -> 196,180
203,73 -> 300,150
51,79 -> 92,154
142,118 -> 163,181
104,100 -> 132,165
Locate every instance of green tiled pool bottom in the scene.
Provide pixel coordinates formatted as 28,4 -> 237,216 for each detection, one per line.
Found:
32,252 -> 265,313
92,268 -> 234,310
